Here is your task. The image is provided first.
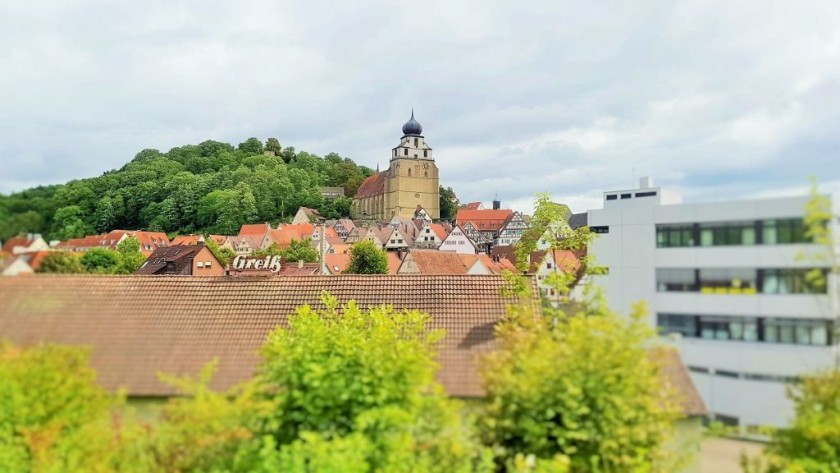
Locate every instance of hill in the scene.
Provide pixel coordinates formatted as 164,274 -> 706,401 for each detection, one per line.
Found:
0,138 -> 376,241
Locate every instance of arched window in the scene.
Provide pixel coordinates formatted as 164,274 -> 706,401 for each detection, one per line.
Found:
408,168 -> 412,177
404,148 -> 408,156
414,138 -> 418,147
424,171 -> 428,177
424,150 -> 428,158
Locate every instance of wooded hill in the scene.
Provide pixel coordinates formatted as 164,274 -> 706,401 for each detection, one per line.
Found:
1,138 -> 383,242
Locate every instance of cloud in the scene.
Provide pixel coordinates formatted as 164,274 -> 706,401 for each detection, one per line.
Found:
1,0 -> 839,216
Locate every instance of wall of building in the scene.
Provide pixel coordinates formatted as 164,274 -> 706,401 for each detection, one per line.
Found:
192,247 -> 225,276
588,186 -> 838,429
385,158 -> 440,220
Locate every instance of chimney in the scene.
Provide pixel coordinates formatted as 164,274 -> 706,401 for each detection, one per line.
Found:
639,176 -> 653,189
492,199 -> 501,210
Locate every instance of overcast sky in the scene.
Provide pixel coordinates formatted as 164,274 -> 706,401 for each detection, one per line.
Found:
2,0 -> 839,213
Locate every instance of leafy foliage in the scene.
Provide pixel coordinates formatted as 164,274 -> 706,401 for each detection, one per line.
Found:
205,236 -> 235,267
440,185 -> 460,221
344,240 -> 389,274
0,343 -> 118,472
484,194 -> 683,471
80,247 -> 123,274
257,293 -> 491,472
36,252 -> 84,274
0,139 -> 377,241
747,371 -> 840,472
252,239 -> 319,263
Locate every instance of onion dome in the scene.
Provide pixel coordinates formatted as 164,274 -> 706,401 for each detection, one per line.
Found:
402,109 -> 423,136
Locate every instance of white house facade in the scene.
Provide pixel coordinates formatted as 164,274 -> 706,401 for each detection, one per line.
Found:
439,225 -> 477,255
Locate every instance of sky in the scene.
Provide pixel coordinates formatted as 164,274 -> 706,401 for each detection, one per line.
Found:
1,0 -> 839,214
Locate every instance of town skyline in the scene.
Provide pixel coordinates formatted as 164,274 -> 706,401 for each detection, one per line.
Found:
2,1 -> 839,213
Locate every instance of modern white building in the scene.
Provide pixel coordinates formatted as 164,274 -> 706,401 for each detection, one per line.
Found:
587,177 -> 838,431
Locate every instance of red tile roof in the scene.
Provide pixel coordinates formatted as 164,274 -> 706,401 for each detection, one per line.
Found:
405,249 -> 471,275
2,237 -> 31,254
0,275 -> 539,398
430,223 -> 449,240
238,223 -> 271,238
476,254 -> 517,274
170,235 -> 203,246
455,209 -> 513,232
269,224 -> 315,247
354,172 -> 386,199
463,202 -> 483,210
325,253 -> 351,274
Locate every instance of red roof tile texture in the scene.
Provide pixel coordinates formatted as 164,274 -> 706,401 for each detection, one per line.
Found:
0,275 -> 538,398
455,209 -> 513,232
354,172 -> 386,199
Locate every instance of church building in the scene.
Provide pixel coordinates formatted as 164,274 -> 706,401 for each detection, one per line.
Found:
351,111 -> 440,220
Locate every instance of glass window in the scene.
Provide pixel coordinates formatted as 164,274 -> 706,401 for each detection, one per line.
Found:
657,314 -> 696,337
656,268 -> 696,292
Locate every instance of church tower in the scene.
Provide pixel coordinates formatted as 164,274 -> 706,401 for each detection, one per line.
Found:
384,110 -> 440,220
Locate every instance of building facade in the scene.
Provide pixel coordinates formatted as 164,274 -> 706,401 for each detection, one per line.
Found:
351,111 -> 440,221
587,177 -> 838,431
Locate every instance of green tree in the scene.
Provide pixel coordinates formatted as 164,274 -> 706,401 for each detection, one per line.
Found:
205,237 -> 235,267
93,196 -> 117,233
36,252 -> 84,274
753,371 -> 840,472
116,237 -> 146,274
343,240 -> 389,274
52,205 -> 94,241
282,238 -> 319,264
265,138 -> 282,155
0,343 -> 118,472
439,186 -> 460,221
238,137 -> 265,155
80,248 -> 122,274
257,293 -> 490,472
482,194 -> 682,471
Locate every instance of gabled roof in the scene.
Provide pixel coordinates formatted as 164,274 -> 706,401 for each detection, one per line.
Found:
404,249 -> 470,275
476,254 -> 517,274
238,223 -> 271,238
170,235 -> 203,246
0,275 -> 540,398
136,245 -> 213,275
354,172 -> 387,199
430,223 -> 449,240
325,253 -> 351,274
268,224 -> 314,247
529,249 -> 581,274
455,209 -> 513,232
2,235 -> 42,254
19,250 -> 52,271
462,202 -> 483,210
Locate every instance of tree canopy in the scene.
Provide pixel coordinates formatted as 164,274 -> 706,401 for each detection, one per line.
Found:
0,139 -> 377,241
344,240 -> 389,274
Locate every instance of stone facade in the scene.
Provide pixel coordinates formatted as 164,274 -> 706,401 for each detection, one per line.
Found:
351,111 -> 440,221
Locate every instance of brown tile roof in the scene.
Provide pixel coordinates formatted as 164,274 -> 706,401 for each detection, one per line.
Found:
354,172 -> 386,199
208,235 -> 230,245
491,245 -> 518,266
135,245 -> 212,275
658,348 -> 707,416
462,202 -> 482,210
0,275 -> 539,398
